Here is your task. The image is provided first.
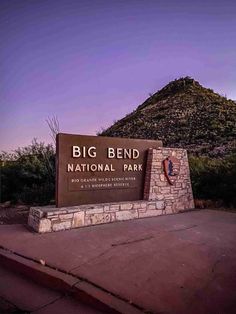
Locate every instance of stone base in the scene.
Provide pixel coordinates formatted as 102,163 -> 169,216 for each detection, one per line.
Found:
143,148 -> 195,210
28,199 -> 190,233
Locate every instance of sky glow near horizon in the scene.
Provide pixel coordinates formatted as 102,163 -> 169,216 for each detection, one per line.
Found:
1,0 -> 236,151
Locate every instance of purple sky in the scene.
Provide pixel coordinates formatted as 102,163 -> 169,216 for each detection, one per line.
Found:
1,0 -> 236,151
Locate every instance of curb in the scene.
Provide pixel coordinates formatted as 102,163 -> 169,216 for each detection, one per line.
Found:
0,248 -> 144,314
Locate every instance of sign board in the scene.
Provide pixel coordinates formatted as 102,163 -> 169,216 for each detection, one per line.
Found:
56,133 -> 162,207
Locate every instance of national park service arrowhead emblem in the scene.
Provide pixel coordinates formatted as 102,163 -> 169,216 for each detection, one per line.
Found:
163,156 -> 180,185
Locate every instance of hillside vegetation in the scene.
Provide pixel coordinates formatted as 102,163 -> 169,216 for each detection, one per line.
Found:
100,77 -> 236,207
100,77 -> 236,157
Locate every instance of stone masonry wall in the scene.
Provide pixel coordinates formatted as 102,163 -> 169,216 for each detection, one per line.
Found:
144,148 -> 194,213
28,148 -> 194,233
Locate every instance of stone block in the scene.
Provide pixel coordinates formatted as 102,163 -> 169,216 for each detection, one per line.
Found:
147,203 -> 156,210
46,209 -> 68,217
178,190 -> 187,197
110,204 -> 120,211
86,207 -> 104,214
110,212 -> 116,222
116,210 -> 138,221
152,187 -> 160,193
31,207 -> 44,218
170,187 -> 180,193
165,194 -> 176,200
151,174 -> 160,180
140,202 -> 147,208
156,181 -> 168,187
148,193 -> 158,201
104,205 -> 111,212
165,198 -> 175,206
38,218 -> 52,233
72,212 -> 85,228
89,213 -> 111,225
160,187 -> 171,194
59,213 -> 73,220
139,209 -> 162,218
28,215 -> 39,231
160,174 -> 165,182
162,149 -> 170,154
138,206 -> 147,213
85,216 -> 91,226
52,220 -> 71,232
120,203 -> 133,210
155,201 -> 165,210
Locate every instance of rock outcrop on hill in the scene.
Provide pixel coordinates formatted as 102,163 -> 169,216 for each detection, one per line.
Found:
100,77 -> 236,156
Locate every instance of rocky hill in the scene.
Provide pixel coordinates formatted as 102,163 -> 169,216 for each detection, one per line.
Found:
100,77 -> 236,157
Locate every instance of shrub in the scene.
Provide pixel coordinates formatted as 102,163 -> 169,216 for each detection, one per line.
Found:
0,139 -> 55,205
189,153 -> 236,207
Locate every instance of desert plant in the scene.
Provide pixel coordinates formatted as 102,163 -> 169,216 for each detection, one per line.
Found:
0,139 -> 56,205
189,152 -> 236,207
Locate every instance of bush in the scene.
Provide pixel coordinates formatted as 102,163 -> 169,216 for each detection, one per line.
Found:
0,140 -> 55,205
189,153 -> 236,207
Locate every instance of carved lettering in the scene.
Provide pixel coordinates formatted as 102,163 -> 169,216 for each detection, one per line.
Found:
72,146 -> 96,158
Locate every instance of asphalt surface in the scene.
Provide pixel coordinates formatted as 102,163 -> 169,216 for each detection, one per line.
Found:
0,209 -> 236,314
0,265 -> 102,314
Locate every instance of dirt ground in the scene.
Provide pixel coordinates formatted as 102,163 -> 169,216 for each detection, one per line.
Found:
0,204 -> 29,225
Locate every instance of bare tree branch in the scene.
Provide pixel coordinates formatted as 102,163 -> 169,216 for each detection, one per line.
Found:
46,116 -> 60,145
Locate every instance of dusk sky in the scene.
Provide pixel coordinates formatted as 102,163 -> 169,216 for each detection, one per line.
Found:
1,0 -> 236,151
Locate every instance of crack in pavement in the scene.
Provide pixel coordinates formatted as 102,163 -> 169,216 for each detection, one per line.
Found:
70,235 -> 155,271
69,247 -> 114,271
111,235 -> 154,247
169,224 -> 198,232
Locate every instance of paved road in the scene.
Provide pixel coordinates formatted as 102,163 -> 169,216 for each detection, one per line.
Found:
0,210 -> 236,313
